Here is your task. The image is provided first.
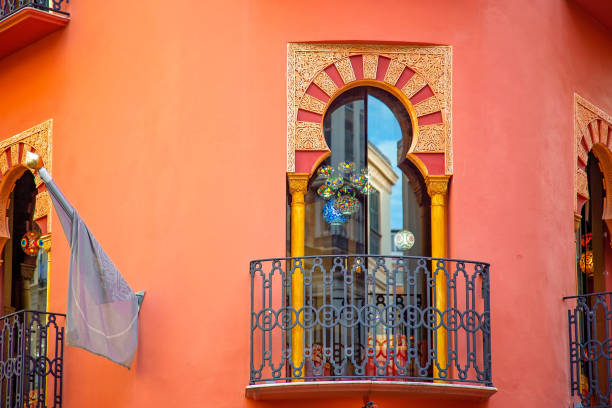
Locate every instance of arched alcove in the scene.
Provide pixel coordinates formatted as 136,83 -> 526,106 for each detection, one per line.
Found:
0,121 -> 53,315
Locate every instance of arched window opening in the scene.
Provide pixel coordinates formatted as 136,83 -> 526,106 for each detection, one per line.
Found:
284,86 -> 438,380
2,170 -> 46,315
576,151 -> 610,401
302,86 -> 430,258
579,152 -> 607,295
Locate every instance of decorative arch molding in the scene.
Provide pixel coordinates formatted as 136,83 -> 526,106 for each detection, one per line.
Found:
287,43 -> 452,177
0,120 -> 52,253
574,94 -> 612,230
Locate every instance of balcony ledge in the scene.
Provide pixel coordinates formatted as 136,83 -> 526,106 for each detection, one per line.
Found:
0,7 -> 69,60
245,381 -> 497,401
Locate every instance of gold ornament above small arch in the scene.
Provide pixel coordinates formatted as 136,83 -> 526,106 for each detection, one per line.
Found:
287,43 -> 453,177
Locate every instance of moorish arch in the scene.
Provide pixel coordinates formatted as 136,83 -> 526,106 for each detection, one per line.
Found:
285,44 -> 454,377
0,120 -> 53,254
575,95 -> 612,234
287,43 -> 452,178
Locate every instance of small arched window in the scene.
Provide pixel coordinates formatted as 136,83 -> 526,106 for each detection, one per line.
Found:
578,151 -> 606,293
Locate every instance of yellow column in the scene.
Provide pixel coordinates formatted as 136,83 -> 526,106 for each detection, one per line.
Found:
426,175 -> 450,380
41,234 -> 51,312
288,173 -> 310,379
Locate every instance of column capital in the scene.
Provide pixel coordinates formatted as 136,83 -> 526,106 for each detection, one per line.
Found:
287,173 -> 310,195
20,263 -> 36,281
40,233 -> 51,253
426,175 -> 450,206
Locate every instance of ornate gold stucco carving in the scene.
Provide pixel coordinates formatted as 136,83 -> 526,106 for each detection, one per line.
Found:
414,124 -> 446,153
9,144 -> 18,167
287,173 -> 310,194
383,59 -> 404,86
414,97 -> 441,118
0,152 -> 8,175
576,168 -> 588,198
426,175 -> 450,206
287,44 -> 452,174
583,127 -> 594,150
363,54 -> 378,79
577,139 -> 589,165
299,94 -> 326,115
600,121 -> 609,146
295,121 -> 327,150
335,58 -> 356,84
313,71 -> 338,97
39,233 -> 51,252
34,190 -> 51,220
401,74 -> 428,99
574,94 -> 612,213
0,120 -> 52,175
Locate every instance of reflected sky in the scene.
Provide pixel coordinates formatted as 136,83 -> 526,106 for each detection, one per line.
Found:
367,95 -> 403,230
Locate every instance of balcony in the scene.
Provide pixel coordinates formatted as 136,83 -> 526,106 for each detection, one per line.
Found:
247,255 -> 495,402
565,292 -> 612,408
0,310 -> 65,408
0,0 -> 69,60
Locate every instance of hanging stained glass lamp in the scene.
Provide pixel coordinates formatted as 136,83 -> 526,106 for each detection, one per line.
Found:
20,231 -> 41,256
323,199 -> 346,225
316,162 -> 371,225
580,251 -> 594,276
394,230 -> 415,251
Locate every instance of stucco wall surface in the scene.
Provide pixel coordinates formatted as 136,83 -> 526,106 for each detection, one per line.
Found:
0,0 -> 611,407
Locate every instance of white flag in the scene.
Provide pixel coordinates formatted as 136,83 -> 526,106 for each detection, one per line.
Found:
42,169 -> 139,368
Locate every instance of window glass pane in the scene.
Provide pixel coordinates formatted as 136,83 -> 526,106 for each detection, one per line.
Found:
304,98 -> 366,256
367,94 -> 424,256
302,86 -> 429,258
294,86 -> 433,380
369,189 -> 380,254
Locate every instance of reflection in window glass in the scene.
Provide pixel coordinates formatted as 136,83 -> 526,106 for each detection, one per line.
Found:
369,189 -> 380,254
294,86 -> 432,379
303,87 -> 428,258
305,98 -> 366,256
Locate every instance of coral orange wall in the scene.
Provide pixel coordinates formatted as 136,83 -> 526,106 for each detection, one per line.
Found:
0,1 -> 611,407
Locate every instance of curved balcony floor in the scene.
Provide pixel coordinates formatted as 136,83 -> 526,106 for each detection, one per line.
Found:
246,380 -> 497,401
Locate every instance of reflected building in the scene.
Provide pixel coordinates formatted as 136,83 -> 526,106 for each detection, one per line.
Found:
398,172 -> 429,257
367,142 -> 398,255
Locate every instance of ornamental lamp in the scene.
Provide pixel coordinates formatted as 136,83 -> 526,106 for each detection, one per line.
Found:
394,230 -> 415,251
21,231 -> 44,256
579,250 -> 594,276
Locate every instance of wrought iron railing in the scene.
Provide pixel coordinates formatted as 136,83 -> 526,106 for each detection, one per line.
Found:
0,310 -> 65,408
0,0 -> 69,20
250,255 -> 492,386
565,292 -> 612,408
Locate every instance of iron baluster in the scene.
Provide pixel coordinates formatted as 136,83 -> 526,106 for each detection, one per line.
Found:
250,255 -> 492,385
0,311 -> 65,408
0,0 -> 69,20
564,292 -> 612,408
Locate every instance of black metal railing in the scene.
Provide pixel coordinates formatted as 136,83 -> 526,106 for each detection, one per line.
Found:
0,0 -> 69,20
0,310 -> 65,408
250,255 -> 492,386
565,292 -> 612,408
